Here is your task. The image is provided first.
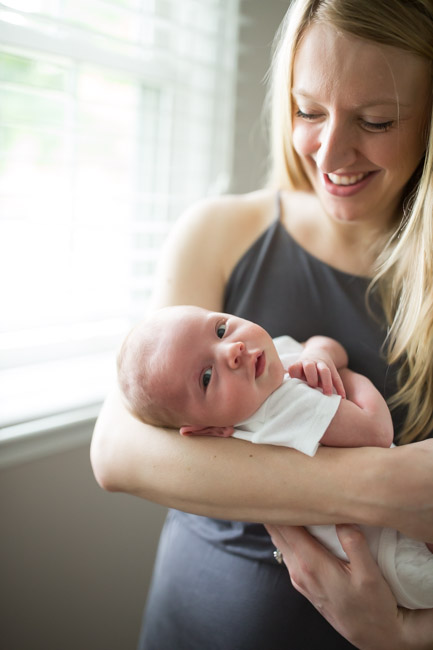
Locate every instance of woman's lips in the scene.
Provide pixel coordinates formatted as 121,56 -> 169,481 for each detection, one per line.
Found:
321,170 -> 379,197
255,352 -> 266,378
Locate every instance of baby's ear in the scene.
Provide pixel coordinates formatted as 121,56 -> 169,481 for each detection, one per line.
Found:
179,425 -> 235,438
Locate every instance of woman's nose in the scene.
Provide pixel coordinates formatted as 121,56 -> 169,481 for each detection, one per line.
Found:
315,117 -> 358,173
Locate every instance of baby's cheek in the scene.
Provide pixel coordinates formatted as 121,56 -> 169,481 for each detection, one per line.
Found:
225,391 -> 252,423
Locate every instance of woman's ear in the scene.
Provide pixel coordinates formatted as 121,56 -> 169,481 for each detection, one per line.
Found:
179,425 -> 235,438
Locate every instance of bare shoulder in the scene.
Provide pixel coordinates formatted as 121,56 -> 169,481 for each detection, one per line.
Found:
215,190 -> 280,278
169,188 -> 279,279
152,189 -> 279,311
176,188 -> 277,238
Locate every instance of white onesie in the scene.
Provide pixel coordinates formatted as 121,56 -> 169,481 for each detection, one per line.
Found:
233,336 -> 433,609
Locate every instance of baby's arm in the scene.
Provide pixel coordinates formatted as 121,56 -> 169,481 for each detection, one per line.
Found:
320,368 -> 393,448
288,336 -> 393,449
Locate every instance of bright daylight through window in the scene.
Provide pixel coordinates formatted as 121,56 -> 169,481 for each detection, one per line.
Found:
0,0 -> 239,431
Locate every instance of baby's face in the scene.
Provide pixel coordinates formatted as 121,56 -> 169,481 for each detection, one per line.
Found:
152,306 -> 285,427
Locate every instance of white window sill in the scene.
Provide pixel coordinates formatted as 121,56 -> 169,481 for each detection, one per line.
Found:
0,352 -> 115,425
0,352 -> 116,468
0,405 -> 100,468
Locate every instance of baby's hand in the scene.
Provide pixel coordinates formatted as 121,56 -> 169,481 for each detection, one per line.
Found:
288,355 -> 346,398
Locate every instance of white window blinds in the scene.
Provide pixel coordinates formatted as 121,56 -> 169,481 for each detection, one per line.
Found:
0,0 -> 239,427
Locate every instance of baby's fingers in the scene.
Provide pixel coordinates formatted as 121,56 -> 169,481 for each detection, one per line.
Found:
287,361 -> 305,381
315,362 -> 346,397
302,360 -> 319,388
330,368 -> 346,398
316,362 -> 333,395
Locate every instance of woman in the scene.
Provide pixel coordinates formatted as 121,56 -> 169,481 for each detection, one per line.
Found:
91,1 -> 433,647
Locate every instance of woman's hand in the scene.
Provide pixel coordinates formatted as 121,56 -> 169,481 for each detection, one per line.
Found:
266,524 -> 433,649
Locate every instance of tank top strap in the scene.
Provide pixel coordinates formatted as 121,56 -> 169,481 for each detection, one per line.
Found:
275,190 -> 283,222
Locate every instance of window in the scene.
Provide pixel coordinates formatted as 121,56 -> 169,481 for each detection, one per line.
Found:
0,0 -> 239,429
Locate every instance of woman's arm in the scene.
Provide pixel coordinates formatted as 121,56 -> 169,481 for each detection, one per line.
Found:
266,524 -> 433,649
90,191 -> 433,540
91,386 -> 433,540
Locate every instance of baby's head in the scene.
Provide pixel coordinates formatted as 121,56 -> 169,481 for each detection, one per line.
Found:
117,307 -> 182,429
117,305 -> 284,436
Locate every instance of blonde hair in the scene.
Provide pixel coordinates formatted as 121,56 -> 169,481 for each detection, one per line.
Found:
268,0 -> 433,443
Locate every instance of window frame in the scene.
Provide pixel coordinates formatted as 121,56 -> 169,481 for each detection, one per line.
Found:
0,0 -> 240,455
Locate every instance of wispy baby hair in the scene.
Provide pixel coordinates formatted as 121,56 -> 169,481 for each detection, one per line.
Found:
117,315 -> 180,429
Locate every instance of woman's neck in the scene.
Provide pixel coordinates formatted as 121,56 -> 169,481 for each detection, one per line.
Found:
280,190 -> 395,278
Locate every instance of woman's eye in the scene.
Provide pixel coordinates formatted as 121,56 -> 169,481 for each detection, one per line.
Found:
295,108 -> 320,121
216,322 -> 227,338
202,368 -> 212,390
361,119 -> 394,133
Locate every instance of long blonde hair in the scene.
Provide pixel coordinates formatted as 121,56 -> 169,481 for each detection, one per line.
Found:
268,0 -> 433,443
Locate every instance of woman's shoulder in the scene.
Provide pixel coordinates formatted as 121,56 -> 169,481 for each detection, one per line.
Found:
155,188 -> 320,310
176,186 -> 316,232
178,188 -> 278,231
152,189 -> 283,309
170,188 -> 281,281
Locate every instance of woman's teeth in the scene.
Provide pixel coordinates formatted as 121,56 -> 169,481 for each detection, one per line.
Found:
327,172 -> 368,186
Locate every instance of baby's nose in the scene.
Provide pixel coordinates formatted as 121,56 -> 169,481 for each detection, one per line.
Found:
225,341 -> 245,369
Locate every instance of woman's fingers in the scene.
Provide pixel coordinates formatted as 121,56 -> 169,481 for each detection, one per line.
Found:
335,524 -> 379,575
266,524 -> 335,596
265,524 -> 405,648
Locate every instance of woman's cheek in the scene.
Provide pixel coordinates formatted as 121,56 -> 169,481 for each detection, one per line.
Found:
292,123 -> 316,158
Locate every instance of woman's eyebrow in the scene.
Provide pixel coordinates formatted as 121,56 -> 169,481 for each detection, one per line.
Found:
291,88 -> 410,109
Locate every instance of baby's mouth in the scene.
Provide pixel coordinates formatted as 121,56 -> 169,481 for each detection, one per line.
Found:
255,352 -> 266,378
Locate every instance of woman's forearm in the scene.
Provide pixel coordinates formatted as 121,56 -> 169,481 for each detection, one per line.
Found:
91,387 -> 433,540
315,443 -> 433,542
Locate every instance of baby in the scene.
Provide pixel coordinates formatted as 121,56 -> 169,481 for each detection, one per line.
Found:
117,305 -> 433,609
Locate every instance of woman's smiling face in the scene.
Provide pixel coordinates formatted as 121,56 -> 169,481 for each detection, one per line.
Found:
291,22 -> 431,228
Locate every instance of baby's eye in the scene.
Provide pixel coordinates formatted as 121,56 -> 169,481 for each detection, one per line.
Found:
216,322 -> 227,338
202,368 -> 212,390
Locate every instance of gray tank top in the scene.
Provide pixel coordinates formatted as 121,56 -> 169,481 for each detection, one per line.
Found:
224,196 -> 393,399
174,195 -> 402,561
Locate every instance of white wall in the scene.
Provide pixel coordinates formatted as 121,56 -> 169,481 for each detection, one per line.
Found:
230,0 -> 289,192
0,3 -> 289,649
